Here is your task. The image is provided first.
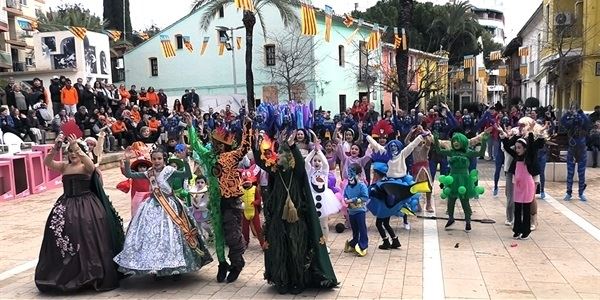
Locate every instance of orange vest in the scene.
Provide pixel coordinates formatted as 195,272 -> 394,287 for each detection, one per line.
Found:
131,110 -> 141,123
111,121 -> 126,133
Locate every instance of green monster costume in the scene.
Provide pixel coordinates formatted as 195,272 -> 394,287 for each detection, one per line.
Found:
253,142 -> 338,294
168,157 -> 191,206
187,126 -> 226,265
434,132 -> 489,231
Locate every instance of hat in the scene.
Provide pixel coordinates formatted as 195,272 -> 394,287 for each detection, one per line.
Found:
52,75 -> 59,80
168,157 -> 184,170
372,162 -> 388,175
131,158 -> 152,171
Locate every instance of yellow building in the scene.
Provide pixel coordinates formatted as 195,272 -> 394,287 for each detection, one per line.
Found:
0,0 -> 46,72
541,0 -> 600,112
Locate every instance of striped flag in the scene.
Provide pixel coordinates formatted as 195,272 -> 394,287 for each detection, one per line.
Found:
346,19 -> 362,45
218,42 -> 225,56
160,35 -> 176,58
463,55 -> 475,68
518,46 -> 529,57
106,30 -> 122,42
489,50 -> 502,61
366,24 -> 380,51
393,27 -> 402,48
401,28 -> 408,50
236,36 -> 242,49
324,5 -> 333,42
234,0 -> 254,11
138,32 -> 149,40
301,3 -> 317,36
457,69 -> 465,80
183,36 -> 194,52
478,67 -> 487,78
498,65 -> 507,77
343,13 -> 354,27
200,37 -> 210,55
519,64 -> 528,76
68,26 -> 87,40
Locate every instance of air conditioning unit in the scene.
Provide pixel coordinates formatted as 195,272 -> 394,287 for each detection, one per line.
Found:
555,12 -> 573,26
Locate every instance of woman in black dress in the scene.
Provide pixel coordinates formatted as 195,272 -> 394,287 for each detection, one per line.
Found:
35,133 -> 124,292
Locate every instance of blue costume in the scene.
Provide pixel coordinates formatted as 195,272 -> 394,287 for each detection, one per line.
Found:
343,169 -> 369,256
561,110 -> 591,200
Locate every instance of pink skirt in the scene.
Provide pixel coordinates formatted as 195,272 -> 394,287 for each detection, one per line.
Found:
513,161 -> 535,203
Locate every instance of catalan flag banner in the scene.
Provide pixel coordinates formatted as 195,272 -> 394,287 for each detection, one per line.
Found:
138,32 -> 149,40
183,36 -> 194,52
236,36 -> 242,49
401,28 -> 408,50
490,50 -> 501,61
234,0 -> 254,11
106,30 -> 122,42
68,26 -> 87,40
324,5 -> 333,42
160,35 -> 176,58
301,3 -> 317,36
498,65 -> 507,77
218,42 -> 225,56
343,13 -> 354,27
519,64 -> 528,76
457,69 -> 464,80
200,37 -> 210,55
463,55 -> 475,69
366,23 -> 380,51
518,46 -> 529,57
478,67 -> 487,78
345,19 -> 362,45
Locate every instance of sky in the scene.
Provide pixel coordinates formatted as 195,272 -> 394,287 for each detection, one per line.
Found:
46,0 -> 542,43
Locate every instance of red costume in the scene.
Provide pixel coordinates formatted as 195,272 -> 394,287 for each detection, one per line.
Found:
117,158 -> 152,217
240,167 -> 265,249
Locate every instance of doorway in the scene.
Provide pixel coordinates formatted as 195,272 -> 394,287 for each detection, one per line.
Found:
338,94 -> 346,113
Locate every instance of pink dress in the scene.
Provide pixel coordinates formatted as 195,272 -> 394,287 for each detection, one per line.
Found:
513,161 -> 535,203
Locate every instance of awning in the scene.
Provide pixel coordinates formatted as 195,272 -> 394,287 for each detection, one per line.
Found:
17,19 -> 33,31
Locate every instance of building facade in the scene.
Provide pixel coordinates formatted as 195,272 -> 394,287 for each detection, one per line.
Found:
0,0 -> 46,72
471,6 -> 506,45
123,4 -> 379,113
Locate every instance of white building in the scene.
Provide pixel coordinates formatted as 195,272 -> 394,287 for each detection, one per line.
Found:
518,5 -> 550,106
0,30 -> 112,93
471,6 -> 506,45
123,4 -> 381,113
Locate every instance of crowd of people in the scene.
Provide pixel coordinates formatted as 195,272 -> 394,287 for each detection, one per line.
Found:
1,76 -> 597,295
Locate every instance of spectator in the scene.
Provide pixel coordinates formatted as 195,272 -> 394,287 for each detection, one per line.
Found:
148,115 -> 161,134
590,105 -> 600,124
118,84 -> 130,106
51,109 -> 68,133
131,105 -> 141,126
111,116 -> 129,150
49,76 -> 62,115
224,104 -> 236,123
94,81 -> 107,109
34,102 -> 53,128
129,85 -> 138,106
173,99 -> 183,113
74,77 -> 85,100
60,79 -> 79,115
4,77 -> 15,108
74,106 -> 92,132
13,84 -> 28,114
0,106 -> 21,137
81,83 -> 97,111
138,87 -> 148,108
147,87 -> 159,107
181,89 -> 192,111
25,109 -> 46,144
11,107 -> 34,141
190,88 -> 200,109
27,78 -> 47,109
158,88 -> 168,107
107,84 -> 120,114
589,121 -> 600,168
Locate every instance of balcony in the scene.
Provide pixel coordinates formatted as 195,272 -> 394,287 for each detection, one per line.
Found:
0,50 -> 12,69
5,0 -> 23,16
12,61 -> 25,72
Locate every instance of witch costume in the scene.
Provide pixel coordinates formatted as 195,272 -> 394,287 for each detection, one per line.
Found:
35,170 -> 125,292
113,158 -> 212,276
253,140 -> 338,294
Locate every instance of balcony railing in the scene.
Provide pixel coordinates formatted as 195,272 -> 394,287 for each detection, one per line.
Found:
0,50 -> 12,68
6,0 -> 22,9
13,62 -> 25,72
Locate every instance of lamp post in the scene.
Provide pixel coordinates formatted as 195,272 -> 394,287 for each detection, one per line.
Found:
216,25 -> 244,94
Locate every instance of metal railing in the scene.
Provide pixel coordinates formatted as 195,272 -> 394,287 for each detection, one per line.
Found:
6,0 -> 22,10
12,61 -> 25,72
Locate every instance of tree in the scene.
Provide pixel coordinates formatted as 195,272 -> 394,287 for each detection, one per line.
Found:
260,28 -> 318,102
192,0 -> 300,111
396,0 -> 414,110
36,4 -> 105,32
103,0 -> 132,40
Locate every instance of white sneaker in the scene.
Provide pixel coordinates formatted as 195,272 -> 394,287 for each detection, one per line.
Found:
504,220 -> 512,226
530,224 -> 536,231
404,223 -> 411,230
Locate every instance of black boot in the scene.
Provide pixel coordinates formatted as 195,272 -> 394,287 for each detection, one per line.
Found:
445,219 -> 455,229
217,262 -> 230,283
465,222 -> 472,232
226,266 -> 242,283
378,238 -> 391,250
390,237 -> 401,249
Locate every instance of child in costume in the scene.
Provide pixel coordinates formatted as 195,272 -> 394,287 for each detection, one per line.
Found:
117,157 -> 152,218
368,162 -> 401,249
434,132 -> 489,232
502,132 -> 540,240
305,132 -> 342,253
343,163 -> 370,257
406,126 -> 434,213
114,149 -> 212,278
189,175 -> 213,242
240,167 -> 265,249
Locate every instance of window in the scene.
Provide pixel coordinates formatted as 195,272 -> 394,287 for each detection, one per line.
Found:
265,44 -> 275,66
218,6 -> 225,18
175,34 -> 183,50
19,0 -> 27,6
338,45 -> 345,67
149,57 -> 158,76
25,57 -> 32,66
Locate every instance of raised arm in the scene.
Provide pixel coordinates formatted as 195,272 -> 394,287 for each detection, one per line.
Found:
400,134 -> 424,159
122,158 -> 148,179
171,158 -> 192,179
65,134 -> 95,174
305,147 -> 317,175
366,135 -> 385,153
433,135 -> 453,156
44,137 -> 66,173
316,147 -> 329,173
466,134 -> 489,158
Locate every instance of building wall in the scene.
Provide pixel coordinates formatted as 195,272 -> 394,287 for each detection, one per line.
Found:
581,0 -> 600,112
1,0 -> 46,72
124,5 -> 375,113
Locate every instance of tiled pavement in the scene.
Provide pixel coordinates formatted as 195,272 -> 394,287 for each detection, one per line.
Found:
0,161 -> 599,299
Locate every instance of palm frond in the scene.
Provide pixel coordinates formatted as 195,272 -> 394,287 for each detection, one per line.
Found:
198,0 -> 233,31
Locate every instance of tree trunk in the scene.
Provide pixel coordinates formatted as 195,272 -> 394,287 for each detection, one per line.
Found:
243,11 -> 256,111
103,0 -> 131,39
396,0 -> 414,111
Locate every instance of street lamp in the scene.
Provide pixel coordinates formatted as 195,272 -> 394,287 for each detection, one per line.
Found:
216,25 -> 244,94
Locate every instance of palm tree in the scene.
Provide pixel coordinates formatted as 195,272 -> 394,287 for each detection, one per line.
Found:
396,0 -> 414,110
36,4 -> 105,32
192,0 -> 299,111
428,1 -> 480,64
